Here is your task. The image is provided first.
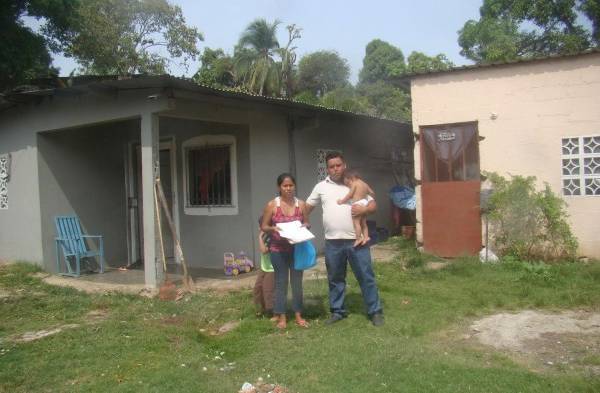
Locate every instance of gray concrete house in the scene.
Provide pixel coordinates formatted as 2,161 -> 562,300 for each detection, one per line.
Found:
0,76 -> 413,287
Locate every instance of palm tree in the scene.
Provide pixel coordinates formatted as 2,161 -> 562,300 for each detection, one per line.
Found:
277,24 -> 301,97
235,19 -> 281,96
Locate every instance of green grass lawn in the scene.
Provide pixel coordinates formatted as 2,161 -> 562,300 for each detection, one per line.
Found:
1,241 -> 600,392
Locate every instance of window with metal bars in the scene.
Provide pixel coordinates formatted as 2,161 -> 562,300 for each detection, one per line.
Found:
186,145 -> 232,206
182,134 -> 238,215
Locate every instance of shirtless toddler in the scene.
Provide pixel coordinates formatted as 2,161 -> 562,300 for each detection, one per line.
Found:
337,170 -> 375,246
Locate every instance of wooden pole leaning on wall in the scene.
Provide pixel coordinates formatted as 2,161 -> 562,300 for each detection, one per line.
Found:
155,182 -> 176,300
155,178 -> 194,292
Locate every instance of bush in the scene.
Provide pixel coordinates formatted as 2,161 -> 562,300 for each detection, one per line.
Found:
484,172 -> 578,261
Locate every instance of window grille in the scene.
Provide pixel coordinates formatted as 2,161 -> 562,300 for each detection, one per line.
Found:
561,136 -> 600,196
186,145 -> 232,206
182,134 -> 238,216
0,154 -> 9,210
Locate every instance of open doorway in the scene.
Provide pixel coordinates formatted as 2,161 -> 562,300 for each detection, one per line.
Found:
125,138 -> 180,267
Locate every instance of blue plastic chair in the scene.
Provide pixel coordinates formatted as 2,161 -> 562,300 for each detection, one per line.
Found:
54,216 -> 104,277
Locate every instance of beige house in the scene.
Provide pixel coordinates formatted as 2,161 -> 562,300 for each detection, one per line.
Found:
410,50 -> 600,259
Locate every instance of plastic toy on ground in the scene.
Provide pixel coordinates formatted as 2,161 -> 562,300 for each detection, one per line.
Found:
223,252 -> 238,276
224,251 -> 254,276
236,251 -> 254,273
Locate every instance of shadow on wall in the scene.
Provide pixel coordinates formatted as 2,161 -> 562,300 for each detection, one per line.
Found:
37,120 -> 139,272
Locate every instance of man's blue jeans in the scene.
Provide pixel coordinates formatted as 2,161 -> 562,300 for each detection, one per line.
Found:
324,239 -> 382,317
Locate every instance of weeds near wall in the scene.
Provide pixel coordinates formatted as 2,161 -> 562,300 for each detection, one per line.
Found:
485,172 -> 578,262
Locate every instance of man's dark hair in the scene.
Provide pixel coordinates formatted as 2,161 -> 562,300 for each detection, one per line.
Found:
325,151 -> 344,163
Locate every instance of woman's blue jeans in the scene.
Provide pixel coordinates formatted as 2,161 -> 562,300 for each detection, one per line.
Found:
270,251 -> 304,314
324,239 -> 382,317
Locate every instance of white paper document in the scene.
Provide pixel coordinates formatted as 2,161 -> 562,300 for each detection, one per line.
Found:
276,220 -> 315,244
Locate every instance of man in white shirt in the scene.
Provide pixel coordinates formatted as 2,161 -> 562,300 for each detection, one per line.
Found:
305,151 -> 384,326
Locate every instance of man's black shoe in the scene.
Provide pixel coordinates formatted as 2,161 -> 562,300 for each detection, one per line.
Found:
371,313 -> 384,327
324,313 -> 345,325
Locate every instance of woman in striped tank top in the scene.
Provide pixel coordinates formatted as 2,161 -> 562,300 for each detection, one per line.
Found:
261,173 -> 310,329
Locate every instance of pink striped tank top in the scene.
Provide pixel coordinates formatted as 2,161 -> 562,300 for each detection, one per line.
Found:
269,197 -> 303,253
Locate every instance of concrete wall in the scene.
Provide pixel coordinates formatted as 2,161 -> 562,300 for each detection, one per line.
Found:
411,53 -> 600,258
0,110 -> 44,263
159,116 -> 257,269
0,87 -> 170,267
37,121 -> 138,272
295,115 -> 413,250
162,102 -> 412,268
0,87 -> 412,273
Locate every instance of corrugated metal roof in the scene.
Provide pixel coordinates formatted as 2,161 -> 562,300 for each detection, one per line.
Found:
1,75 -> 407,125
404,48 -> 600,80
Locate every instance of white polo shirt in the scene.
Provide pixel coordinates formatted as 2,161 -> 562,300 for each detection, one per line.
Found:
306,176 -> 373,240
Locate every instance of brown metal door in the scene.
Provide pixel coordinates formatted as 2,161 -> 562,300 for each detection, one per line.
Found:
420,122 -> 481,257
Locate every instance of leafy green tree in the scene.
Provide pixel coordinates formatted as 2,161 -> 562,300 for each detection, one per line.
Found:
458,0 -> 599,64
357,81 -> 411,122
293,90 -> 321,105
358,39 -> 405,84
235,18 -> 281,96
192,47 -> 235,88
458,17 -> 525,63
406,51 -> 454,74
296,50 -> 350,98
1,0 -> 79,90
355,40 -> 455,121
321,86 -> 373,114
581,0 -> 600,42
53,0 -> 203,75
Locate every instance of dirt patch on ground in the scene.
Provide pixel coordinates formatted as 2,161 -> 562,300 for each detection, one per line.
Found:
7,309 -> 109,344
42,274 -> 147,295
160,315 -> 185,326
13,324 -> 81,343
468,310 -> 600,374
214,320 -> 240,335
425,261 -> 449,270
370,244 -> 399,263
85,309 -> 110,324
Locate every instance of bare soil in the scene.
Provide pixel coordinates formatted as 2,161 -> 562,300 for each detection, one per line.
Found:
14,324 -> 81,343
468,310 -> 600,374
8,309 -> 109,343
42,274 -> 147,295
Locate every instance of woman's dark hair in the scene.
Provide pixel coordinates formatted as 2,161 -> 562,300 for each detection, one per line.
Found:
325,151 -> 344,163
276,173 -> 296,187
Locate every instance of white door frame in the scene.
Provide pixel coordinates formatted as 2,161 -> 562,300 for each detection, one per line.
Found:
125,136 -> 181,265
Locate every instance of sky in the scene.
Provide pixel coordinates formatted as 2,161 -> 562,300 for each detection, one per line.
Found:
44,0 -> 485,84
